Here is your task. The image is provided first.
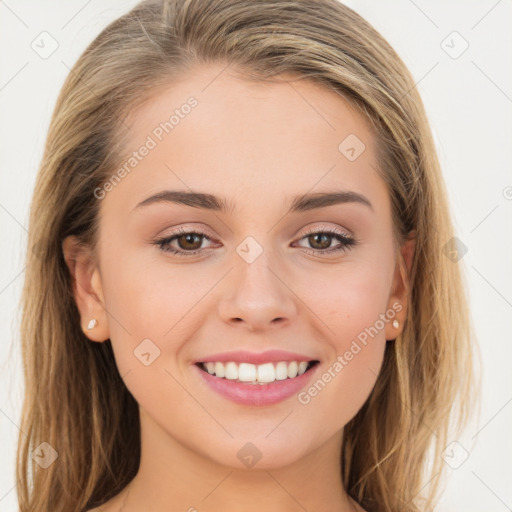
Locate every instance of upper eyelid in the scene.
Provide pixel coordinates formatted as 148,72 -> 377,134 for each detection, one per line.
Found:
300,225 -> 352,238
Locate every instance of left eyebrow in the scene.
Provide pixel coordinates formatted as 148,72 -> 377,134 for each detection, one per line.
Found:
132,190 -> 236,214
131,189 -> 374,214
288,190 -> 373,213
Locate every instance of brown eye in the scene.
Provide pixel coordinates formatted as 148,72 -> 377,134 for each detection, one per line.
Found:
175,233 -> 204,251
306,232 -> 334,250
294,228 -> 357,256
155,228 -> 215,257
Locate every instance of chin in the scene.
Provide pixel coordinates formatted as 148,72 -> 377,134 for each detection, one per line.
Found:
196,428 -> 322,471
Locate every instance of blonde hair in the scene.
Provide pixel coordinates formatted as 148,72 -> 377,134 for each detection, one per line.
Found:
16,1 -> 478,511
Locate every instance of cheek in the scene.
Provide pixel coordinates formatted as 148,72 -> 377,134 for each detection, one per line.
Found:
98,255 -> 196,426
308,259 -> 393,342
296,270 -> 391,429
98,245 -> 216,379
96,249 -> 167,369
302,262 -> 391,396
99,237 -> 173,330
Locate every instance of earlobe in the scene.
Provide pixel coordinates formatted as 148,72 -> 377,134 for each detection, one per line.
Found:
61,235 -> 110,342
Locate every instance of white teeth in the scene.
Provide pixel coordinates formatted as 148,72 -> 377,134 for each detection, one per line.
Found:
257,363 -> 275,383
238,363 -> 257,382
275,362 -> 288,380
200,360 -> 314,383
287,361 -> 298,378
214,362 -> 225,378
225,362 -> 238,380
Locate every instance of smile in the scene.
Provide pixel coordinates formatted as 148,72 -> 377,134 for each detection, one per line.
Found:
197,360 -> 318,384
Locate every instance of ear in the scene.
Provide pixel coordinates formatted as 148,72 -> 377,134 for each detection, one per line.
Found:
61,235 -> 110,342
384,230 -> 416,341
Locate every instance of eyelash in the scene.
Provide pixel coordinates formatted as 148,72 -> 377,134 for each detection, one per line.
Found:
153,226 -> 357,258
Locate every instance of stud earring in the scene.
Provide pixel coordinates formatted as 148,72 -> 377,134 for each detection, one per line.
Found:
87,318 -> 98,330
392,319 -> 399,329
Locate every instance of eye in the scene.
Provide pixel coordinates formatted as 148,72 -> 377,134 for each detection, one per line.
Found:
293,226 -> 357,256
153,226 -> 357,257
154,227 -> 217,257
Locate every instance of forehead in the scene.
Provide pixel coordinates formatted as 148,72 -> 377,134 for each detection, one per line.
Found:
103,62 -> 388,220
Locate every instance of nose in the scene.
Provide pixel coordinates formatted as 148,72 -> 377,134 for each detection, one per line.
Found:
218,251 -> 297,332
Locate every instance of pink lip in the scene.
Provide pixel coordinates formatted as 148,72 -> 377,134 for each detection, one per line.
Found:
195,349 -> 317,365
193,361 -> 320,406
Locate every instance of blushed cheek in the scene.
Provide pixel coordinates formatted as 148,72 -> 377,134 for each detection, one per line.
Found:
101,270 -> 199,388
328,300 -> 387,386
321,268 -> 392,337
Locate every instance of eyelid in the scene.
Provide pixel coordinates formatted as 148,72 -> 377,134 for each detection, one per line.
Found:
156,222 -> 353,242
157,223 -> 217,239
299,223 -> 353,239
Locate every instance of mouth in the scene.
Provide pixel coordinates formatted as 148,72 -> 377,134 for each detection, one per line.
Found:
195,360 -> 320,385
193,349 -> 321,405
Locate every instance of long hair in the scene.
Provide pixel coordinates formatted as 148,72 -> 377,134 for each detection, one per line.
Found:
16,1 -> 478,510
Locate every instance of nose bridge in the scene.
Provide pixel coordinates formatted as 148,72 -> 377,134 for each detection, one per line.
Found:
218,235 -> 297,330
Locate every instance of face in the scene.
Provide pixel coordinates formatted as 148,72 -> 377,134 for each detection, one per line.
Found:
65,62 -> 412,471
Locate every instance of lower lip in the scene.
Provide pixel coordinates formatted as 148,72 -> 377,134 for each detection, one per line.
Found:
194,363 -> 319,406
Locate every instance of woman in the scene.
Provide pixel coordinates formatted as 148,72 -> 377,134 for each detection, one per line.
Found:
16,0 -> 477,511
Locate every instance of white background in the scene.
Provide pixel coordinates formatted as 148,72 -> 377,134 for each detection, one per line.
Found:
1,1 -> 511,510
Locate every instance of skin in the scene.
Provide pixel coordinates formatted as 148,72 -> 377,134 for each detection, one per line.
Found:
63,62 -> 414,512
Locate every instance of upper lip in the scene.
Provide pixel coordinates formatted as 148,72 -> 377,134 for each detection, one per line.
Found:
195,349 -> 318,365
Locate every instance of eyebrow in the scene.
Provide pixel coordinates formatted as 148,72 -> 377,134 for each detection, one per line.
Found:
132,189 -> 373,214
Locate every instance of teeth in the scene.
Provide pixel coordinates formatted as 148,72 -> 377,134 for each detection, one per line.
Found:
225,362 -> 239,380
298,361 -> 308,375
275,362 -> 288,380
214,362 -> 225,378
238,363 -> 256,382
257,363 -> 275,383
287,361 -> 298,378
200,360 -> 314,384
